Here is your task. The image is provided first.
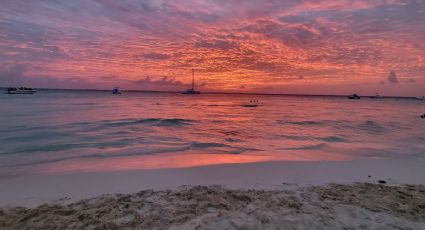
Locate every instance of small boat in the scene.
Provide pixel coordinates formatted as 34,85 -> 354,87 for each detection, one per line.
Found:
370,93 -> 383,99
183,88 -> 201,94
182,69 -> 201,94
416,96 -> 425,101
242,99 -> 259,107
112,87 -> 121,94
7,87 -> 36,94
348,94 -> 360,99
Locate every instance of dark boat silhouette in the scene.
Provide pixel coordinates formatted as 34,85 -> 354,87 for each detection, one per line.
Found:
348,94 -> 360,99
112,87 -> 121,94
182,69 -> 200,94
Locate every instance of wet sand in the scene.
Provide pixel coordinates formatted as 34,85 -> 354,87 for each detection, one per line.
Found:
1,183 -> 425,229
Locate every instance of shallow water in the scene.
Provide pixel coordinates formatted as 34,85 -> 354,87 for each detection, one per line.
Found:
0,90 -> 424,175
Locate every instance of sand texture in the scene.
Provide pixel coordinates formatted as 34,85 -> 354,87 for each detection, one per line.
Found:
1,183 -> 425,229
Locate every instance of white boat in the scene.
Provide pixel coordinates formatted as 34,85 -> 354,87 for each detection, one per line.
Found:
7,87 -> 36,94
416,96 -> 425,101
182,69 -> 201,94
370,93 -> 383,99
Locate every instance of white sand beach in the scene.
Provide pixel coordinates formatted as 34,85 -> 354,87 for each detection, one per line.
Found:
1,157 -> 425,229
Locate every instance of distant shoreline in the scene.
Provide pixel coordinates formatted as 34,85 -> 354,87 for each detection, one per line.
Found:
0,87 -> 419,99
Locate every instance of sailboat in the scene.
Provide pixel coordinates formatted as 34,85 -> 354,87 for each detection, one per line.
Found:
182,69 -> 201,94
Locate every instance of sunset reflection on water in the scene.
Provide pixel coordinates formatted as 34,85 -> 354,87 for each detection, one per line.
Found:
0,91 -> 424,176
42,150 -> 353,174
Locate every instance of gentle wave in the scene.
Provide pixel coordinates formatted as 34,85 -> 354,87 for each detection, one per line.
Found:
1,91 -> 424,173
207,104 -> 226,107
358,120 -> 386,134
277,119 -> 396,135
277,135 -> 348,143
318,136 -> 348,143
5,141 -> 259,167
101,118 -> 195,128
3,118 -> 195,133
241,104 -> 259,108
189,141 -> 259,154
279,143 -> 328,150
278,120 -> 324,125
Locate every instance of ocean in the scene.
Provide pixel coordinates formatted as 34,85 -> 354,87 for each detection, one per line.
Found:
0,90 -> 424,176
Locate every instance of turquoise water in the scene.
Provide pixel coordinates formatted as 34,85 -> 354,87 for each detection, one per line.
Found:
0,90 -> 424,175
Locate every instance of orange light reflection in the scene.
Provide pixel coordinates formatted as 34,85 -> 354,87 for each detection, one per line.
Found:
42,150 -> 352,174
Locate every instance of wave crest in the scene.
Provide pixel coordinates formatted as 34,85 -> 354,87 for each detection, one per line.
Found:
103,118 -> 194,128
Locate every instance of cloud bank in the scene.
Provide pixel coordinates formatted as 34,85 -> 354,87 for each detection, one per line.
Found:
0,0 -> 424,95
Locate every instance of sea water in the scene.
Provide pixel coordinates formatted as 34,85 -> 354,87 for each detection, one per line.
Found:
0,90 -> 424,175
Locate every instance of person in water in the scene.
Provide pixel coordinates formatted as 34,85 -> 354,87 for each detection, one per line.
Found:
421,114 -> 425,119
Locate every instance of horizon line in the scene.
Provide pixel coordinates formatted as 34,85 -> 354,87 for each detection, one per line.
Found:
0,86 -> 419,99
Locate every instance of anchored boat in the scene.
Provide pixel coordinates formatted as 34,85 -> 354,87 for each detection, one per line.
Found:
7,87 -> 36,94
182,69 -> 201,94
112,87 -> 122,94
348,94 -> 360,99
370,93 -> 383,99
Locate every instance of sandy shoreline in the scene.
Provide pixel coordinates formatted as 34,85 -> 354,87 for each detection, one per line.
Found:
1,183 -> 425,229
2,157 -> 425,207
1,158 -> 425,229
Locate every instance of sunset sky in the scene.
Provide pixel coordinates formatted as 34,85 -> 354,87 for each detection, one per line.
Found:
0,0 -> 424,96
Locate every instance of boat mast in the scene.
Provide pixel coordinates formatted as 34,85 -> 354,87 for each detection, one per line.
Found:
192,69 -> 195,91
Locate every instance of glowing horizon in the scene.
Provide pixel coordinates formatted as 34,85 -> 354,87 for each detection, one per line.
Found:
1,0 -> 424,96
